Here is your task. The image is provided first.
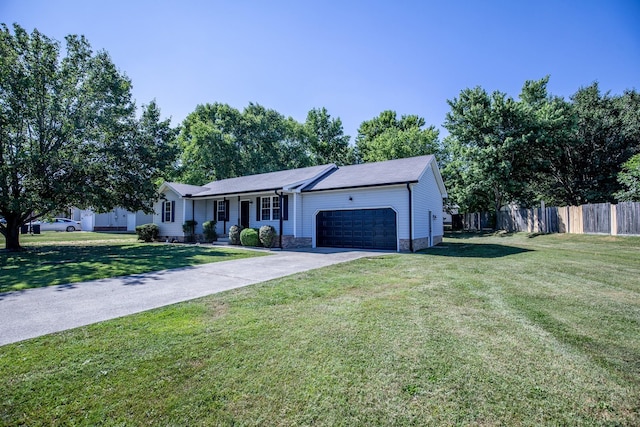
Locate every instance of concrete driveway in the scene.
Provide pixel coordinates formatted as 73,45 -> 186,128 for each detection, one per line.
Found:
0,248 -> 386,346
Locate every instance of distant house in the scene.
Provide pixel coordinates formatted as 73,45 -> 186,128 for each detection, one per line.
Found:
155,155 -> 447,251
72,208 -> 153,232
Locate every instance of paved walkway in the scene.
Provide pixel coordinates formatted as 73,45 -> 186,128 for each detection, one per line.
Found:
0,248 -> 385,346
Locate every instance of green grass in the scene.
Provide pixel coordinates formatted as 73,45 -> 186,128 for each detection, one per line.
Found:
0,231 -> 266,292
1,233 -> 639,425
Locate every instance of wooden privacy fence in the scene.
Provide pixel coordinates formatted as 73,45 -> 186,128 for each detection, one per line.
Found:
463,202 -> 640,236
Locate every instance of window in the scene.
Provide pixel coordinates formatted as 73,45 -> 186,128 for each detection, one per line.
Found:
261,197 -> 271,221
256,195 -> 288,221
217,200 -> 227,222
272,196 -> 280,220
259,196 -> 281,221
162,201 -> 175,222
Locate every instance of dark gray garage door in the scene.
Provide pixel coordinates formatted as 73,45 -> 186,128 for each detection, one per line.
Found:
316,208 -> 397,250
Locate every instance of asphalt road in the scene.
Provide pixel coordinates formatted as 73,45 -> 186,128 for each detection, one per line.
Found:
0,247 -> 385,346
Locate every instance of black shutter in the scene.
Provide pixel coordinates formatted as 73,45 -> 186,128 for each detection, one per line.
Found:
171,201 -> 175,222
256,197 -> 261,221
161,202 -> 165,222
282,195 -> 289,220
224,200 -> 230,221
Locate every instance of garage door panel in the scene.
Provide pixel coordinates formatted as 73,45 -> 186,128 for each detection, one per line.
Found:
316,208 -> 396,250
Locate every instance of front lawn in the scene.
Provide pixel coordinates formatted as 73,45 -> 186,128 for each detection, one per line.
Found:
0,232 -> 266,292
1,233 -> 639,425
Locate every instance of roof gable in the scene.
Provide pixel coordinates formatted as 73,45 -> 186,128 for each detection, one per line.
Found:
302,155 -> 446,194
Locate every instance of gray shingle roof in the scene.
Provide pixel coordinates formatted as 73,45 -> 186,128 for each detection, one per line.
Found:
163,155 -> 446,198
164,183 -> 208,197
188,163 -> 335,197
302,155 -> 436,192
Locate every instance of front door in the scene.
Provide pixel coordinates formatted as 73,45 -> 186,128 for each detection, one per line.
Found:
240,201 -> 250,229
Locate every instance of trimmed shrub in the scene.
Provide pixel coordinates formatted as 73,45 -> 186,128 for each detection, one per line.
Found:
135,223 -> 159,242
240,228 -> 261,247
182,220 -> 198,243
259,225 -> 277,248
228,225 -> 243,245
202,220 -> 218,242
182,220 -> 197,235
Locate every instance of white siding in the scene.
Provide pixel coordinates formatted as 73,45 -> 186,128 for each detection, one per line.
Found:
293,192 -> 303,237
300,185 -> 410,245
412,164 -> 444,240
154,189 -> 184,237
192,199 -> 214,234
93,208 -> 128,228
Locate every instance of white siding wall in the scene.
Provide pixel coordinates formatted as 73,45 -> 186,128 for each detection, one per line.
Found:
299,185 -> 410,245
154,189 -> 184,237
93,208 -> 129,228
294,192 -> 303,237
135,211 -> 154,226
191,199 -> 214,234
412,165 -> 445,239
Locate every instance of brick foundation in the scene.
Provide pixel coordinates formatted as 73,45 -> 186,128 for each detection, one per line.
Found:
399,235 -> 444,252
281,235 -> 312,249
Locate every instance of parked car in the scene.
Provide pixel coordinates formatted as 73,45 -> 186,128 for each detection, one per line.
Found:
34,218 -> 82,232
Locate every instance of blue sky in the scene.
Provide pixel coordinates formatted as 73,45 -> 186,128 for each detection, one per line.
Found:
2,1 -> 639,141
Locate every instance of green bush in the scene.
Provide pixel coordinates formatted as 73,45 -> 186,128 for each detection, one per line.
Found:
259,225 -> 277,248
182,220 -> 197,235
202,220 -> 218,242
135,223 -> 159,242
182,220 -> 198,243
228,225 -> 243,245
240,228 -> 261,247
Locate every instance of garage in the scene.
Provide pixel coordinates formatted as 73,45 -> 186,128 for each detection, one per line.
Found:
316,208 -> 397,250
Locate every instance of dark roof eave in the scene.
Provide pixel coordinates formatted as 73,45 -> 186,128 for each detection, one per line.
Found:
303,180 -> 419,193
185,187 -> 283,199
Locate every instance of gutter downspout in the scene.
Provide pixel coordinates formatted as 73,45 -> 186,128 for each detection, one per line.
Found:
275,190 -> 283,249
407,183 -> 413,252
223,197 -> 226,235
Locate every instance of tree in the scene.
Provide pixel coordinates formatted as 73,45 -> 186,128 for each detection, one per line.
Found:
303,107 -> 351,165
615,154 -> 640,201
175,103 -> 242,184
354,110 -> 439,163
530,83 -> 640,206
517,77 -> 579,206
444,86 -> 535,213
175,103 -> 312,184
0,24 -> 176,250
568,84 -> 640,203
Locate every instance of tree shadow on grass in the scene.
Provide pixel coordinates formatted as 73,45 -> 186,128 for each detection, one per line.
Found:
418,242 -> 532,258
0,243 -> 253,294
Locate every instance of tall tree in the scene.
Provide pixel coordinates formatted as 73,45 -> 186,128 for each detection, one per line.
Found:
569,84 -> 640,203
175,103 -> 312,184
0,24 -> 176,250
175,103 -> 241,184
303,107 -> 351,165
444,86 -> 535,212
518,77 -> 579,206
355,110 -> 439,163
442,78 -> 640,211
